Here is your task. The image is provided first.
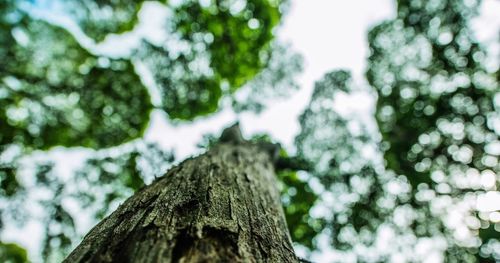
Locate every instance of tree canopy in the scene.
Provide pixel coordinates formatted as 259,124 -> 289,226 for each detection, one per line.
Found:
294,0 -> 499,261
0,0 -> 498,262
368,0 -> 499,260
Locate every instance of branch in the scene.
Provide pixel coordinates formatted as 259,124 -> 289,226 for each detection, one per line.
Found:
218,122 -> 244,144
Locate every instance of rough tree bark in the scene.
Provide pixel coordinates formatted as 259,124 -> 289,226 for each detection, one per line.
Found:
64,125 -> 299,262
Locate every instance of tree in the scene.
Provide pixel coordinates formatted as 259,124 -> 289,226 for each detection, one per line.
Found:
1,0 -> 498,262
293,0 -> 499,261
366,0 -> 499,261
1,0 -> 310,261
64,125 -> 299,262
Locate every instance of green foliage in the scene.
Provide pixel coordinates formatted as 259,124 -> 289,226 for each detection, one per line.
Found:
138,0 -> 287,120
249,134 -> 321,249
0,8 -> 152,149
0,0 -> 298,261
2,143 -> 175,261
368,0 -> 499,260
0,242 -> 28,263
138,42 -> 223,120
278,170 -> 323,249
173,0 -> 282,89
368,0 -> 497,186
294,0 -> 499,261
296,71 -> 403,259
58,0 -> 152,42
297,58 -> 499,261
1,0 -> 292,151
29,162 -> 75,262
1,0 -> 291,150
296,71 -> 373,186
0,164 -> 20,197
73,143 -> 174,220
6,0 -> 497,262
232,42 -> 303,113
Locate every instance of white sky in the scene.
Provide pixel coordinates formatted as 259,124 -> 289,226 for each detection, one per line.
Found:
4,0 -> 500,262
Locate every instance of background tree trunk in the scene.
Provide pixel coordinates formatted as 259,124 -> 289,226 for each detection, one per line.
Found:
64,139 -> 298,262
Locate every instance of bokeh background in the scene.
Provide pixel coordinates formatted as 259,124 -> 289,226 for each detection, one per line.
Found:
0,0 -> 499,262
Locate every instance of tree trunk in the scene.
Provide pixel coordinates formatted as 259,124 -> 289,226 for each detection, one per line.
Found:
64,139 -> 298,262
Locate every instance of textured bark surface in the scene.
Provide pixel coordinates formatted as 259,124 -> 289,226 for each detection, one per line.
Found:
64,142 -> 298,262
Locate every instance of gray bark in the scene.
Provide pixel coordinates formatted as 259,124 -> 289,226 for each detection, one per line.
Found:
64,139 -> 298,262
